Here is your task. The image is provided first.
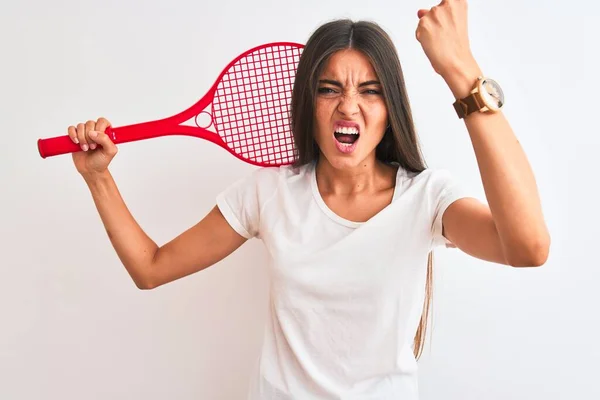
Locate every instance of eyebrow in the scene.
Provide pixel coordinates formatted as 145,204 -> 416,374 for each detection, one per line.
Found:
318,79 -> 381,87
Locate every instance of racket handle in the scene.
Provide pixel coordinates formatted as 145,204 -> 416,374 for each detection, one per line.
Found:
38,127 -> 118,158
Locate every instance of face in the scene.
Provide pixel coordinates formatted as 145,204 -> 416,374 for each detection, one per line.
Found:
313,48 -> 388,170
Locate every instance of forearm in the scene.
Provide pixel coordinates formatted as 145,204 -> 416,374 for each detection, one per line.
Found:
83,170 -> 158,288
443,62 -> 550,263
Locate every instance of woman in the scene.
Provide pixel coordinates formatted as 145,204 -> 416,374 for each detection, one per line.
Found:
66,1 -> 550,398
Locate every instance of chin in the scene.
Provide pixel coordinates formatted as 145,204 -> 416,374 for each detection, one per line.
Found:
328,156 -> 365,170
320,147 -> 373,171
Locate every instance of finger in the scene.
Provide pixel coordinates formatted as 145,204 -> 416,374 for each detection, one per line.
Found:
76,123 -> 88,151
417,9 -> 430,19
88,130 -> 117,157
67,125 -> 79,144
85,120 -> 97,150
95,117 -> 111,133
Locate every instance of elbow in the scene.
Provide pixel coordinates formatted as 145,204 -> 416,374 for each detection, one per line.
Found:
135,273 -> 162,290
132,268 -> 159,290
507,235 -> 551,268
134,250 -> 162,290
135,279 -> 155,290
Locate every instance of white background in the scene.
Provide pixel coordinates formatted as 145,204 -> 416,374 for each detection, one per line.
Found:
1,0 -> 598,399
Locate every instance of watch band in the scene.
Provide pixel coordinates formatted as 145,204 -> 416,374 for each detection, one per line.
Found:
453,92 -> 482,119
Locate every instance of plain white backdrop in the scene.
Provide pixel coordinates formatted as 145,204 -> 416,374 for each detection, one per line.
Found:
1,0 -> 598,399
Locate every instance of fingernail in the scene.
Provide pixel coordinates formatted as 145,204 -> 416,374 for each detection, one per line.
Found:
81,144 -> 89,151
90,143 -> 97,150
73,137 -> 79,144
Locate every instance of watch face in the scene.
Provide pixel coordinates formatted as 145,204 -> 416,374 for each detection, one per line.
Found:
480,78 -> 504,111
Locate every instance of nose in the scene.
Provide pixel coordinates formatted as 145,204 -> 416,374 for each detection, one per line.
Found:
337,93 -> 360,117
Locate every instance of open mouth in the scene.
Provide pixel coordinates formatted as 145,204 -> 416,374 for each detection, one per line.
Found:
333,126 -> 360,145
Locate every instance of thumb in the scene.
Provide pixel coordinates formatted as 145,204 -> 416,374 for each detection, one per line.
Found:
417,9 -> 430,19
88,130 -> 117,154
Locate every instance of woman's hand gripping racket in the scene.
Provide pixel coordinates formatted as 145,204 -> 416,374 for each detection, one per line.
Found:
37,42 -> 304,167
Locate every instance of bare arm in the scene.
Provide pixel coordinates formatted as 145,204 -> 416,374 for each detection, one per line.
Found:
148,205 -> 247,289
440,62 -> 550,267
70,117 -> 247,289
85,171 -> 247,289
415,2 -> 550,267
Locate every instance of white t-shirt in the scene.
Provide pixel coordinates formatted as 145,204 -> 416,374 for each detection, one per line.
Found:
216,161 -> 469,399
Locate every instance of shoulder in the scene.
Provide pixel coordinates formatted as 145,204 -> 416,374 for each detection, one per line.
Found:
395,167 -> 467,212
223,162 -> 313,201
246,162 -> 313,186
401,167 -> 458,192
406,166 -> 452,180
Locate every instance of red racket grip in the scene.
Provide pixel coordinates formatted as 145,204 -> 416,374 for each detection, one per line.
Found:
38,127 -> 117,158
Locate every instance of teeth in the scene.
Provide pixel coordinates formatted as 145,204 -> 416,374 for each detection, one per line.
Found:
335,126 -> 359,135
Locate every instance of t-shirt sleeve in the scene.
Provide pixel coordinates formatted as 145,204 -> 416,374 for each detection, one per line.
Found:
216,168 -> 274,240
430,169 -> 471,249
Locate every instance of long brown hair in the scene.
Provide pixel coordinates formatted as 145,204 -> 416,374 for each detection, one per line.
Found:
290,19 -> 434,360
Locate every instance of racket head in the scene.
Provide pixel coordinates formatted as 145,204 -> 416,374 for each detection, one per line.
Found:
36,42 -> 305,165
208,42 -> 304,167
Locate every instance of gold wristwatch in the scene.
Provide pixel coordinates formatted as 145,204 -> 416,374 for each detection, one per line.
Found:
453,76 -> 505,119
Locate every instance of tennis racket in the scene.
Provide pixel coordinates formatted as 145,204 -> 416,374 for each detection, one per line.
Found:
37,42 -> 304,167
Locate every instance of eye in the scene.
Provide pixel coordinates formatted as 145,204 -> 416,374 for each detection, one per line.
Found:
317,87 -> 337,94
363,89 -> 382,95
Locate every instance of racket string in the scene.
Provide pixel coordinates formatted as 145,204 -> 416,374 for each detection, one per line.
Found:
212,45 -> 302,166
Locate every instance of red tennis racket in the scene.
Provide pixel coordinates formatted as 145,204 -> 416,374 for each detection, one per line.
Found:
37,42 -> 304,167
